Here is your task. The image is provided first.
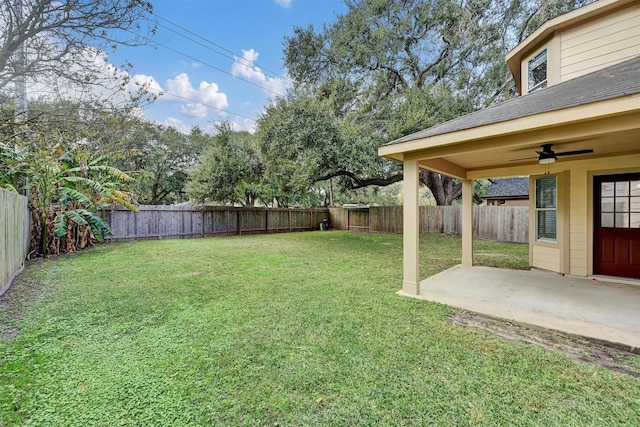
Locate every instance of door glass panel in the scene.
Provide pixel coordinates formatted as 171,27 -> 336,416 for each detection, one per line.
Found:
616,181 -> 629,196
601,198 -> 614,212
601,213 -> 614,228
615,212 -> 629,228
601,182 -> 614,197
615,197 -> 629,212
598,177 -> 640,229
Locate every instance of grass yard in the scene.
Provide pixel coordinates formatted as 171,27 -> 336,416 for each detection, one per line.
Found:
1,232 -> 638,425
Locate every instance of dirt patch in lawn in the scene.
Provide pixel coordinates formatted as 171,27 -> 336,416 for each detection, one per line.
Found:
448,311 -> 640,378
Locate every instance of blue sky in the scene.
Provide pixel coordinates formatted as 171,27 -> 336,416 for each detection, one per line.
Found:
110,0 -> 348,134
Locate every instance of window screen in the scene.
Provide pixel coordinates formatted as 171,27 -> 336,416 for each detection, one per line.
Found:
528,49 -> 548,92
535,176 -> 557,241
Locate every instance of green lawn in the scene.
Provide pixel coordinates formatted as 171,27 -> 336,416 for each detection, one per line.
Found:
1,232 -> 638,426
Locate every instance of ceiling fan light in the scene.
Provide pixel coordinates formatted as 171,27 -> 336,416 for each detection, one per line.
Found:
539,156 -> 556,165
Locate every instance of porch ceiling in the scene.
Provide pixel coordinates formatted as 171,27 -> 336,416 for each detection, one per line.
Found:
435,126 -> 640,175
380,101 -> 640,180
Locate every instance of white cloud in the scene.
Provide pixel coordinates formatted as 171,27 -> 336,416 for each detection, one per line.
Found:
162,72 -> 228,119
164,117 -> 192,134
165,73 -> 195,99
180,102 -> 208,118
25,47 -> 162,108
230,117 -> 256,133
231,49 -> 289,97
126,74 -> 163,97
275,0 -> 292,7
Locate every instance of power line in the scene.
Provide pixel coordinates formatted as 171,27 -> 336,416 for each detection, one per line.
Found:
152,12 -> 294,85
125,26 -> 286,98
153,41 -> 284,97
155,21 -> 292,88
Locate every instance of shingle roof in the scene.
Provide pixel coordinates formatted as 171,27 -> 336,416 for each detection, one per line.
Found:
485,177 -> 529,198
386,55 -> 640,146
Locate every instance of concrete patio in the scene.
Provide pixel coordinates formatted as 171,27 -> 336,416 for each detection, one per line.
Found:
399,266 -> 640,352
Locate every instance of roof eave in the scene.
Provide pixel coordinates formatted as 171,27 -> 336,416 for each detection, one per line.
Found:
377,94 -> 640,160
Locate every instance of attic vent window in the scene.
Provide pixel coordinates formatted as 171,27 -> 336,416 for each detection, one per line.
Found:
528,49 -> 548,92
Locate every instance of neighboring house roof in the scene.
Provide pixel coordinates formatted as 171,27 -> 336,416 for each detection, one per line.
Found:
484,178 -> 529,199
386,55 -> 640,147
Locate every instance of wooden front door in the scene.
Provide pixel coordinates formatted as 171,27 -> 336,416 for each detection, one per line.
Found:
594,173 -> 640,279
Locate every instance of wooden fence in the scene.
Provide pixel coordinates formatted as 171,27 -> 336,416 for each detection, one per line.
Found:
102,205 -> 330,241
329,206 -> 529,243
101,204 -> 528,244
1,189 -> 30,295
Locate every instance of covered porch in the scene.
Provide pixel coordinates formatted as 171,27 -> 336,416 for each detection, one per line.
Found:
378,57 -> 640,352
402,265 -> 640,350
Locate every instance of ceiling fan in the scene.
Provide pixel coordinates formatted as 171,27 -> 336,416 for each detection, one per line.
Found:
511,143 -> 594,164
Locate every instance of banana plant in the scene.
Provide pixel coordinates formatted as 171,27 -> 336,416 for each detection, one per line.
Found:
2,137 -> 138,256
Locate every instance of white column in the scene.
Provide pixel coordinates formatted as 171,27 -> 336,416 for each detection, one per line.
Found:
402,158 -> 420,295
461,179 -> 473,267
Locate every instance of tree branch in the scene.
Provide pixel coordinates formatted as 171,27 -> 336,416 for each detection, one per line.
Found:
317,170 -> 404,189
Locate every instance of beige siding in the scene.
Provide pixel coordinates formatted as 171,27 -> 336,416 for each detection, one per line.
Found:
532,245 -> 561,272
560,4 -> 640,81
569,169 -> 589,276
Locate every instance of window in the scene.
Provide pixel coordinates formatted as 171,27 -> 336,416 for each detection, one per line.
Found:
600,179 -> 640,229
535,176 -> 556,241
528,49 -> 548,92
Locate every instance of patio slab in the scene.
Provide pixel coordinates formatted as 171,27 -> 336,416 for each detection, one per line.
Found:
399,265 -> 640,351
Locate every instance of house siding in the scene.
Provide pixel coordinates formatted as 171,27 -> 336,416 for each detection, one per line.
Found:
569,168 -> 590,276
560,4 -> 640,82
532,245 -> 562,272
528,155 -> 640,277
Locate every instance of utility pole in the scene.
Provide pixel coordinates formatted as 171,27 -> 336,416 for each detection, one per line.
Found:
15,0 -> 28,121
14,0 -> 29,197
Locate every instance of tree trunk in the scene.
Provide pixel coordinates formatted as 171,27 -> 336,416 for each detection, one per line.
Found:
328,177 -> 334,207
421,171 -> 462,206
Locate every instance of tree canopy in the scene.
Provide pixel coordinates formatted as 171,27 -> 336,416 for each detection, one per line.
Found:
256,0 -> 594,205
187,122 -> 270,207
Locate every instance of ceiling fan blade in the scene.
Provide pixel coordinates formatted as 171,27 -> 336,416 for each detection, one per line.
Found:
555,149 -> 594,157
509,156 -> 538,162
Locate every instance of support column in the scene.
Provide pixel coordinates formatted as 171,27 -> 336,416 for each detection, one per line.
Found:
461,179 -> 473,267
402,158 -> 420,295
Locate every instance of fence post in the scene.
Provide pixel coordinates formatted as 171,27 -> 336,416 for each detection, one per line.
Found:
157,211 -> 162,239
